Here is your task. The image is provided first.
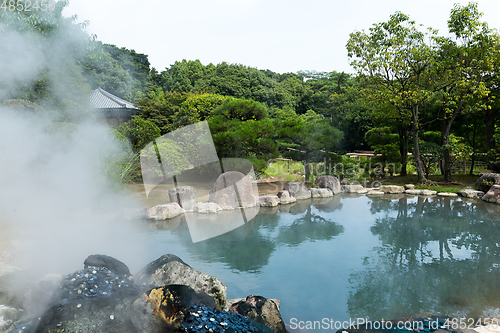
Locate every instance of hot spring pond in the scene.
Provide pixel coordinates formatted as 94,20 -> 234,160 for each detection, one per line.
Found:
140,194 -> 500,328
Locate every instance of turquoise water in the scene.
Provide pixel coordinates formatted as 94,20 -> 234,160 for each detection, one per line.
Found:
140,194 -> 500,329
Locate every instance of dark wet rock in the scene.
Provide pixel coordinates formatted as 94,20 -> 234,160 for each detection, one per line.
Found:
169,186 -> 197,212
23,274 -> 63,317
177,304 -> 275,333
146,203 -> 184,220
282,182 -> 311,200
228,295 -> 286,333
132,285 -> 216,333
84,254 -> 131,277
136,256 -> 227,310
209,171 -> 258,210
34,266 -> 144,333
475,173 -> 500,192
315,175 -> 341,195
489,161 -> 500,173
258,194 -> 280,207
458,189 -> 485,199
276,190 -> 296,205
482,184 -> 500,204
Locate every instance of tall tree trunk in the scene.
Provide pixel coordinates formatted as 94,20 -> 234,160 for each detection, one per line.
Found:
469,118 -> 476,175
399,124 -> 409,176
485,107 -> 498,151
412,106 -> 426,183
442,108 -> 460,182
304,150 -> 311,183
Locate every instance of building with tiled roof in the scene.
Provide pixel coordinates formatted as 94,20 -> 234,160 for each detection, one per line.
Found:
88,87 -> 141,127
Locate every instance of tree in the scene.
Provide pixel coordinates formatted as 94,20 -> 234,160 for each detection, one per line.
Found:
115,117 -> 161,153
433,2 -> 497,181
274,108 -> 343,182
347,12 -> 439,183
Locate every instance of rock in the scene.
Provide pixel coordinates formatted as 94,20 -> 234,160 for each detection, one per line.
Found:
229,295 -> 287,333
194,202 -> 222,214
314,176 -> 341,195
438,192 -> 458,197
276,190 -> 297,205
482,185 -> 500,204
209,171 -> 258,210
458,189 -> 485,199
356,188 -> 370,194
131,285 -> 215,333
225,298 -> 281,311
136,256 -> 227,310
282,182 -> 311,200
490,161 -> 500,173
341,184 -> 364,193
258,194 -> 280,207
405,184 -> 415,190
0,270 -> 38,309
380,185 -> 405,194
480,170 -> 495,175
179,304 -> 275,333
367,190 -> 384,195
23,274 -> 63,317
34,266 -> 144,333
84,254 -> 131,277
146,203 -> 184,220
405,189 -> 437,195
0,262 -> 18,278
0,305 -> 22,332
475,173 -> 500,192
168,186 -> 196,211
310,188 -> 333,198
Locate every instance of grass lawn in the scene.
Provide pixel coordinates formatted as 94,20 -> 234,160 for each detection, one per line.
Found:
378,173 -> 479,193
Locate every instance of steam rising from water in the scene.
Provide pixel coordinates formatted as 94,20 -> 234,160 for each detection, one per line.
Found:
0,13 -> 149,275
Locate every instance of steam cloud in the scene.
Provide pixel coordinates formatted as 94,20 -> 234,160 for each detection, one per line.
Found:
0,13 -> 149,275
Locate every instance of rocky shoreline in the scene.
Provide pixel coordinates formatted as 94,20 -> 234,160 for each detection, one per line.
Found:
0,254 -> 287,332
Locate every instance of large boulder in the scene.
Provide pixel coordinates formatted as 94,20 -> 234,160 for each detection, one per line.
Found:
310,188 -> 333,198
168,186 -> 196,211
475,173 -> 500,192
489,161 -> 500,173
341,184 -> 364,193
146,203 -> 184,220
179,304 -> 274,333
458,189 -> 485,199
282,182 -> 311,200
258,194 -> 280,207
34,265 -> 144,333
276,190 -> 296,205
404,189 -> 437,196
84,254 -> 131,277
380,185 -> 405,194
0,305 -> 22,332
131,285 -> 215,333
136,255 -> 227,310
208,171 -> 258,210
228,295 -> 287,333
482,184 -> 500,204
314,176 -> 341,195
194,202 -> 222,214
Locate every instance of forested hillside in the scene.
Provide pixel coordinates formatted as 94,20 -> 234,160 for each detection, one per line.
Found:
1,0 -> 499,184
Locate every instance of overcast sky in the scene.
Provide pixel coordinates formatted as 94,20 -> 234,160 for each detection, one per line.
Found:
64,0 -> 500,74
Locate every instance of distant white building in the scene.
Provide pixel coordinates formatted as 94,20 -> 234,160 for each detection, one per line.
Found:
88,87 -> 141,127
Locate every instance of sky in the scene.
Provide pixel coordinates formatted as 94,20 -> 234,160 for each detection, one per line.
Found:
64,0 -> 500,74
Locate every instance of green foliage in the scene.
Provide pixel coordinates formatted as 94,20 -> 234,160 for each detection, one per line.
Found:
173,93 -> 232,129
115,118 -> 161,153
365,127 -> 400,164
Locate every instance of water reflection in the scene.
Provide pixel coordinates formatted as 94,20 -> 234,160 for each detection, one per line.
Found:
348,196 -> 500,321
153,197 -> 344,273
